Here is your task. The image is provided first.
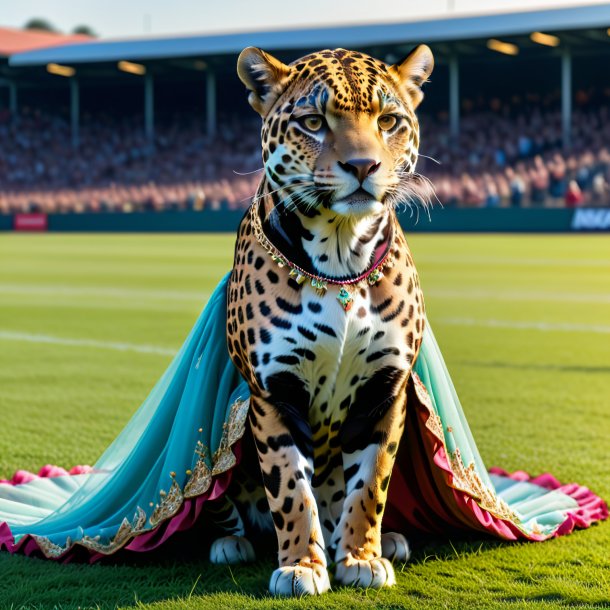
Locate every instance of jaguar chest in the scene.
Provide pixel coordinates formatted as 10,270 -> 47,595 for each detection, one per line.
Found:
227,224 -> 425,427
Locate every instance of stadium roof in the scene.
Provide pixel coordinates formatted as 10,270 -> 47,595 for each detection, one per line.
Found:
0,27 -> 90,58
8,3 -> 610,67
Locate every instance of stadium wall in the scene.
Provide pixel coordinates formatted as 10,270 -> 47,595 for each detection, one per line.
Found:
1,208 -> 610,233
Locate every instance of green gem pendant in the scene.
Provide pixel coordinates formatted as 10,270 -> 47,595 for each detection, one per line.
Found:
367,269 -> 384,285
337,287 -> 353,311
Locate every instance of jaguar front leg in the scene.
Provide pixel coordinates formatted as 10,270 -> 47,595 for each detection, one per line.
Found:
334,385 -> 408,589
249,395 -> 331,597
207,495 -> 256,565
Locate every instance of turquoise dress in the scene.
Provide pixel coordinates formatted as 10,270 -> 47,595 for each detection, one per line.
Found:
0,274 -> 606,560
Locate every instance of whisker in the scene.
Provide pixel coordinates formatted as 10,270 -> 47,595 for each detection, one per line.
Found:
233,167 -> 265,176
417,154 -> 442,166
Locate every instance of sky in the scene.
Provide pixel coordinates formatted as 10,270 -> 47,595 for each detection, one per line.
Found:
2,0 -> 609,38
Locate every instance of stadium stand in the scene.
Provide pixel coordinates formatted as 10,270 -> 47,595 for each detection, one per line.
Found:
2,5 -> 610,215
1,96 -> 610,214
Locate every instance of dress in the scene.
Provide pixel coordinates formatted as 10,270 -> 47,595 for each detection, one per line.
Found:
0,273 -> 606,562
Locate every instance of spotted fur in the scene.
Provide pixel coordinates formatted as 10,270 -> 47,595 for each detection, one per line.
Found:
211,45 -> 434,596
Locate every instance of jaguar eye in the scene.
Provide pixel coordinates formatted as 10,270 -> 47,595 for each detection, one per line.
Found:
298,115 -> 325,132
378,115 -> 398,131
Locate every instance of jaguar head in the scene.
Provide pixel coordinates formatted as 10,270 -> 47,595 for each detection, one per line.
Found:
237,45 -> 434,219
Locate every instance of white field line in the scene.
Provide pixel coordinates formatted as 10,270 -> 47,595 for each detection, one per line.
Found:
416,255 -> 610,268
0,331 -> 178,356
426,288 -> 610,304
0,284 -> 205,301
437,317 -> 610,334
2,284 -> 610,306
1,316 -> 609,359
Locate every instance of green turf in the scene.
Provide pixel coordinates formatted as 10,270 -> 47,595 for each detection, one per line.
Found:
0,233 -> 608,610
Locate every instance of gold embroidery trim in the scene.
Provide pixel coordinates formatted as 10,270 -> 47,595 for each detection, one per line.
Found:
27,397 -> 250,559
411,372 -> 522,525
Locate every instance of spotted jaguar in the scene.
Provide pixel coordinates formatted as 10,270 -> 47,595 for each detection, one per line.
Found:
208,43 -> 435,596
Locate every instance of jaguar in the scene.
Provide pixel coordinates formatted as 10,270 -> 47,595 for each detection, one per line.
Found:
208,43 -> 435,596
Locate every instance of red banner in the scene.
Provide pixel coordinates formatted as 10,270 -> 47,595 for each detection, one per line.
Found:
13,213 -> 48,232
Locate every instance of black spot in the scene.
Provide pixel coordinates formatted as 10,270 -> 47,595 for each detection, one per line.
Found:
344,463 -> 359,483
254,436 -> 268,455
271,316 -> 292,329
275,354 -> 300,366
262,465 -> 281,498
254,257 -> 265,270
272,510 -> 285,529
297,325 -> 316,341
372,297 -> 393,314
277,297 -> 302,314
268,434 -> 294,451
267,270 -> 279,283
381,475 -> 391,492
281,497 -> 294,513
331,490 -> 344,503
366,347 -> 400,363
307,302 -> 322,313
382,300 -> 405,323
314,323 -> 336,337
260,328 -> 271,344
292,347 -> 316,361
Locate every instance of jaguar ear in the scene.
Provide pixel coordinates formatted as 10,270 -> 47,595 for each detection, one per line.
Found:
237,47 -> 292,117
390,45 -> 434,109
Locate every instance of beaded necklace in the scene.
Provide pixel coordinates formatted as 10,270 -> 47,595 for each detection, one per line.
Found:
250,203 -> 395,312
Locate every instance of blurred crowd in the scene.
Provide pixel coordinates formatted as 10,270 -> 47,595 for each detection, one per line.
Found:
1,90 -> 610,214
420,92 -> 610,209
0,109 -> 261,214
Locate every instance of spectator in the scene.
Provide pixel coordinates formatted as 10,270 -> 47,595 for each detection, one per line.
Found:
565,180 -> 584,207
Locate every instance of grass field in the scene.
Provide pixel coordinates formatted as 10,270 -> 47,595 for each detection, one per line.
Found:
0,233 -> 608,610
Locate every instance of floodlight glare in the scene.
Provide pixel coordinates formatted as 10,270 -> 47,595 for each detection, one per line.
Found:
47,63 -> 76,77
118,61 -> 146,75
530,32 -> 560,47
487,39 -> 519,56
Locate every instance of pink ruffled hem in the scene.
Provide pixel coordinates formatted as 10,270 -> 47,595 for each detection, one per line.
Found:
0,445 -> 241,562
489,467 -> 608,537
0,464 -> 94,486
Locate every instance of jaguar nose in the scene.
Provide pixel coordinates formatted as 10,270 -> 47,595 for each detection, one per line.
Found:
338,158 -> 381,183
